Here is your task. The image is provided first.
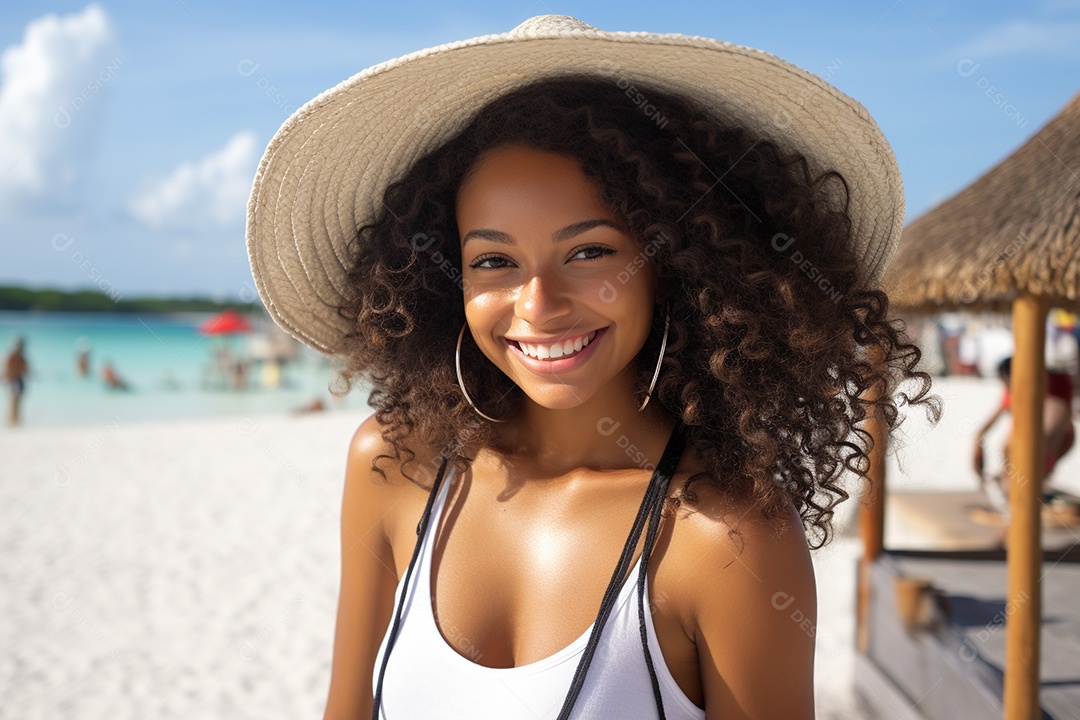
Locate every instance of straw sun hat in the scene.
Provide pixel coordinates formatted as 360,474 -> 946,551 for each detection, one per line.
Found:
245,13 -> 904,356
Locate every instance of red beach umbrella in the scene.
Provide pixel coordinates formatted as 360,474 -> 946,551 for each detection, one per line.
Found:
198,309 -> 253,336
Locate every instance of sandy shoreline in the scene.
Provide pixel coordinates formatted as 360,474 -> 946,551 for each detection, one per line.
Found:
2,410 -> 366,719
3,376 -> 1071,718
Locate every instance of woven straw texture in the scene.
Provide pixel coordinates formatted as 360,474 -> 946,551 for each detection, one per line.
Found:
246,14 -> 904,355
883,89 -> 1080,314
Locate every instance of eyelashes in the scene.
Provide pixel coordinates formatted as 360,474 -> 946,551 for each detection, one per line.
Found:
468,245 -> 615,270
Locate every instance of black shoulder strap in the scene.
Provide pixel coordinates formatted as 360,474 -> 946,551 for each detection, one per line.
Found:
635,428 -> 684,719
371,452 -> 451,720
417,450 -> 455,536
372,428 -> 685,720
556,423 -> 685,719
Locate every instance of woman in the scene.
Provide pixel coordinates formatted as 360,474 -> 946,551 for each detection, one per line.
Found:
245,15 -> 941,719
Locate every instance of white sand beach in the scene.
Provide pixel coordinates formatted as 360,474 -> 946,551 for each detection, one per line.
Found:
3,375 -> 1077,719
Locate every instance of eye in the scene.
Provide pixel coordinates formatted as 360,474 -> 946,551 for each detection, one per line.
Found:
467,245 -> 616,270
468,254 -> 511,270
570,245 -> 616,262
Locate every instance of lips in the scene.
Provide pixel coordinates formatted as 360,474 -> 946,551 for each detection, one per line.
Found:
506,326 -> 608,375
511,329 -> 599,360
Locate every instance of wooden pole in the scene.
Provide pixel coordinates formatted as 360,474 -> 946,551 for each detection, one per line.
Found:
1004,292 -> 1047,719
856,341 -> 888,655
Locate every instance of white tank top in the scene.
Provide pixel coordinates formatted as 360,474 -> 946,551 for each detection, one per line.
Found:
372,459 -> 707,719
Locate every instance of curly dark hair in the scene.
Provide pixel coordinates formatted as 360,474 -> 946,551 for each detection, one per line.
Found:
329,73 -> 942,550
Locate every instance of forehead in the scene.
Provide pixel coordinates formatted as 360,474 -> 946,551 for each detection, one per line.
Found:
455,144 -> 614,227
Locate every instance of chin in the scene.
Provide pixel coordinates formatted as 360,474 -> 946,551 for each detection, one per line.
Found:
518,385 -> 596,411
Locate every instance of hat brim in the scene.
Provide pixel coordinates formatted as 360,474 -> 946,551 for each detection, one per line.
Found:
246,20 -> 903,356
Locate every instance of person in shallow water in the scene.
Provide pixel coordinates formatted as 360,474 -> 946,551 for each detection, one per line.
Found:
4,335 -> 30,426
245,14 -> 942,720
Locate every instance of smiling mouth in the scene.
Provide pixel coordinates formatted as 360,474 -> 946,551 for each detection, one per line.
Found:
508,328 -> 604,361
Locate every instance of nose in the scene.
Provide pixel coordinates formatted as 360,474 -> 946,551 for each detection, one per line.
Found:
515,268 -> 573,327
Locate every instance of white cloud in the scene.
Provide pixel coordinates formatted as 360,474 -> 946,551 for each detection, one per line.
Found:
0,4 -> 119,215
952,19 -> 1080,61
127,131 -> 259,230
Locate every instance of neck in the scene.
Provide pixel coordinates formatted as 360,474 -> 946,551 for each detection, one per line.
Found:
491,366 -> 676,477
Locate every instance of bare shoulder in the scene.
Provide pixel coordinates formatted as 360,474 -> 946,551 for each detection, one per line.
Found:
323,414 -> 449,719
345,414 -> 451,552
672,477 -> 817,719
677,481 -> 812,559
348,413 -> 450,492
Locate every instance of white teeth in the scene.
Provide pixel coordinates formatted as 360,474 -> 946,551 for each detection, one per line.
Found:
518,330 -> 598,360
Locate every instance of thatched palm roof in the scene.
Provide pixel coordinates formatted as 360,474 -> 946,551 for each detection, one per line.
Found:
882,90 -> 1080,313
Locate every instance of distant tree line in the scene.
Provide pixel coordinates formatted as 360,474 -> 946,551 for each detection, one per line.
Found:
0,285 -> 261,313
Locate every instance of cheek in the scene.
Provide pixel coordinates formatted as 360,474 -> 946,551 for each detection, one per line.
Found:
464,291 -> 508,339
618,264 -> 660,340
621,260 -> 659,310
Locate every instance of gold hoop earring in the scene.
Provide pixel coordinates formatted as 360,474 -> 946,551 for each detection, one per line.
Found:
638,302 -> 670,412
456,322 -> 509,423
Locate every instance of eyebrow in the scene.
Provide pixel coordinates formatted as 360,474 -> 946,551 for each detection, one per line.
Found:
461,218 -> 626,246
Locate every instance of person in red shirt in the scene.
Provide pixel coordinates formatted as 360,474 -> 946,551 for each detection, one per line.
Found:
974,356 -> 1075,508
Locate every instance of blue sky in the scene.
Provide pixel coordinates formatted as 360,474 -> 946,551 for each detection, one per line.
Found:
1,1 -> 1078,301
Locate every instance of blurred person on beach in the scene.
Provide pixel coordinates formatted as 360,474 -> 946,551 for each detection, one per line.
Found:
937,312 -> 967,376
4,335 -> 30,426
214,345 -> 233,374
1052,307 -> 1080,401
261,356 -> 283,388
293,397 -> 325,414
973,355 -> 1074,510
233,357 -> 250,390
75,337 -> 91,378
246,16 -> 942,720
101,360 -> 131,391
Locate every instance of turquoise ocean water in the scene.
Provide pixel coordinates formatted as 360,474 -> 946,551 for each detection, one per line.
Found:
0,311 -> 371,429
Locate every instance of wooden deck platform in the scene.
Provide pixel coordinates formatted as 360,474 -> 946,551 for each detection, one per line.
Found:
885,489 -> 1080,551
856,492 -> 1080,719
